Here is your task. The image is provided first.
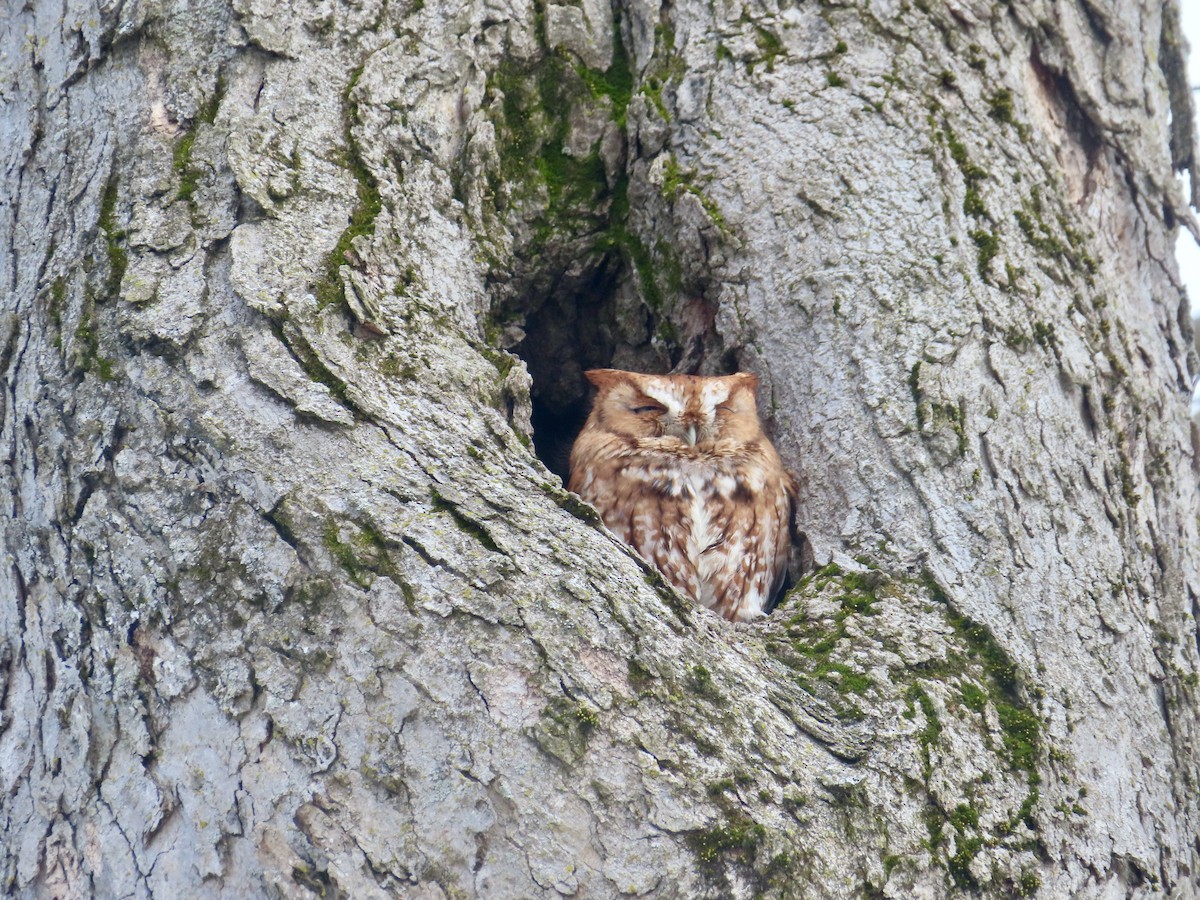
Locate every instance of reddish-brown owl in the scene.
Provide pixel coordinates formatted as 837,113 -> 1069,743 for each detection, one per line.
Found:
568,369 -> 795,622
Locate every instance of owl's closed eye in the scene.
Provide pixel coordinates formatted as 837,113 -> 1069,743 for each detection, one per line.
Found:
568,368 -> 795,622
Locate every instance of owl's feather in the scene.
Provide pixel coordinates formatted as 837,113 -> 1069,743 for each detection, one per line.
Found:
568,369 -> 795,622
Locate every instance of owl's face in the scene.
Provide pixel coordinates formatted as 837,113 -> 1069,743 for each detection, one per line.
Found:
583,369 -> 764,449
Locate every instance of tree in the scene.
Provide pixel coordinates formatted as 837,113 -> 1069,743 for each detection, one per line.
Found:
3,0 -> 1198,895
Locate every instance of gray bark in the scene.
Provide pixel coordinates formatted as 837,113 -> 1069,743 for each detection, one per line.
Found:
2,0 -> 1198,897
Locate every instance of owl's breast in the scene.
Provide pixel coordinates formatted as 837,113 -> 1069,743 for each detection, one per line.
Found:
644,467 -> 697,500
626,451 -> 759,501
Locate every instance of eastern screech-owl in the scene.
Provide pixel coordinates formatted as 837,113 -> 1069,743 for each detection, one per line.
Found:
568,369 -> 795,622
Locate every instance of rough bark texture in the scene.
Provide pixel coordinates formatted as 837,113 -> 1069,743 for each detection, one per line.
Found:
3,0 -> 1199,897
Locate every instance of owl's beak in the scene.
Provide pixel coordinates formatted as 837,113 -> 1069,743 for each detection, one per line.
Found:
685,424 -> 698,447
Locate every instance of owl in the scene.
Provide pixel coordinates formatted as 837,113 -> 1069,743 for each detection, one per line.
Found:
568,369 -> 795,622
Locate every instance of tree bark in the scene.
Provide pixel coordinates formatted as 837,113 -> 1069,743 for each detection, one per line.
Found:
3,0 -> 1198,897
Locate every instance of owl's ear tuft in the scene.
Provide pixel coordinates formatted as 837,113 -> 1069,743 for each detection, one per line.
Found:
584,369 -> 625,390
732,372 -> 759,391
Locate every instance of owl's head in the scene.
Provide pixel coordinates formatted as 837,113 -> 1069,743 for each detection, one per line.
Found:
582,369 -> 765,448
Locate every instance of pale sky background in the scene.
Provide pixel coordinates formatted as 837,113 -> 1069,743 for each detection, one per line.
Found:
1178,6 -> 1200,314
1179,5 -> 1200,411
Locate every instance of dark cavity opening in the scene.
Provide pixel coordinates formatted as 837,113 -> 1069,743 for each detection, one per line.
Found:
492,248 -> 811,611
494,250 -> 734,484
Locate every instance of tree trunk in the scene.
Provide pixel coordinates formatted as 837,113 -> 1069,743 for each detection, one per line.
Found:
3,0 -> 1198,896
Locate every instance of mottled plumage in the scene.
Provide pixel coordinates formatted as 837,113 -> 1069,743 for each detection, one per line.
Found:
568,369 -> 795,622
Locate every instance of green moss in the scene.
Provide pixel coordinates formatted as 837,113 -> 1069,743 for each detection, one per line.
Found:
173,78 -> 225,204
959,681 -> 988,712
641,74 -> 670,121
942,122 -> 996,243
576,25 -> 633,126
661,155 -> 688,200
627,659 -> 654,693
536,696 -> 600,762
922,806 -> 945,850
930,400 -> 968,456
994,703 -> 1040,774
488,20 -> 696,345
594,176 -> 665,311
987,88 -> 1014,124
948,833 -> 982,889
490,42 -> 637,283
962,185 -> 986,218
1057,215 -> 1089,252
1017,870 -> 1041,895
657,156 -> 726,233
707,778 -> 736,797
99,175 -> 128,301
278,323 -> 356,412
687,664 -> 725,701
323,519 -> 397,589
767,570 -> 879,706
49,277 -> 66,348
697,191 -> 727,230
949,803 -> 979,830
508,53 -> 608,212
1031,320 -> 1058,350
1004,326 -> 1032,352
393,265 -> 417,296
491,63 -> 543,178
826,71 -> 846,88
908,361 -> 925,429
655,238 -> 685,296
1012,193 -> 1097,280
324,522 -> 370,588
1115,452 -> 1141,507
479,345 -> 516,379
925,573 -> 1042,784
73,304 -> 117,381
291,864 -> 334,895
685,812 -> 765,869
316,66 -> 383,310
969,228 -> 999,279
199,79 -> 224,124
174,131 -> 200,202
49,277 -> 66,316
943,123 -> 988,182
837,580 -> 878,615
1004,788 -> 1039,834
574,703 -> 600,730
656,21 -> 677,54
638,562 -> 694,626
295,576 -> 336,611
379,353 -> 418,379
1014,209 -> 1065,259
540,481 -> 602,525
906,685 -> 942,778
430,489 -> 501,553
816,661 -> 872,694
753,26 -> 785,73
541,144 -> 607,211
